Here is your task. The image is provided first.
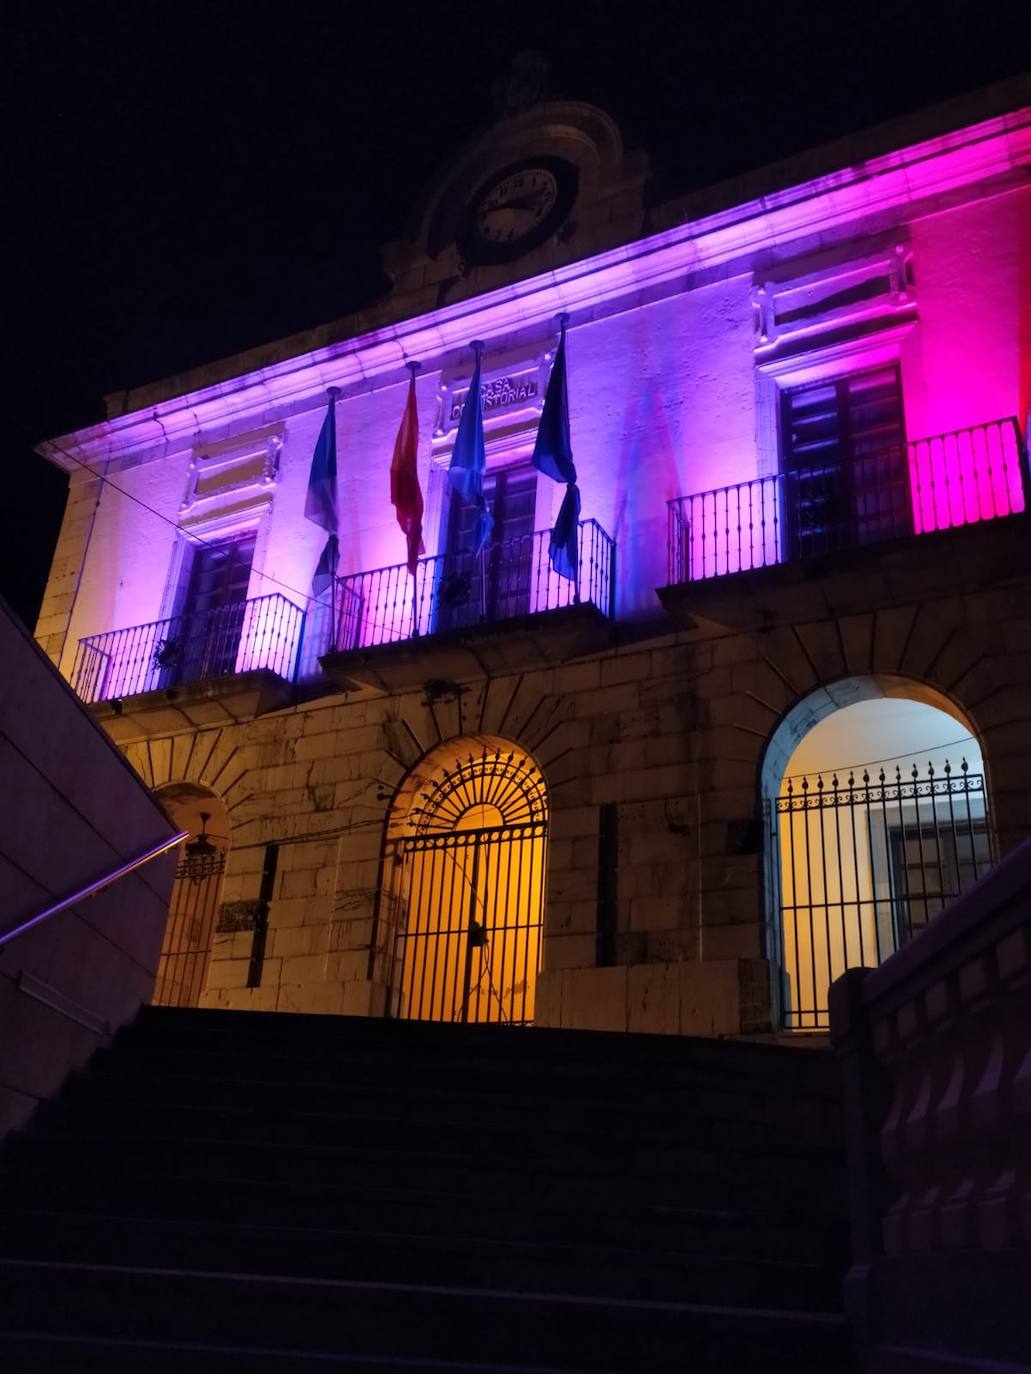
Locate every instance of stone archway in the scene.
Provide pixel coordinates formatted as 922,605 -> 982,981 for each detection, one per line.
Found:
760,676 -> 993,1030
153,782 -> 231,1007
377,735 -> 548,1024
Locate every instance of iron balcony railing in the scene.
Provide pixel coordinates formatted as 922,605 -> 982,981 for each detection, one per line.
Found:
668,416 -> 1028,585
332,519 -> 615,652
73,593 -> 304,705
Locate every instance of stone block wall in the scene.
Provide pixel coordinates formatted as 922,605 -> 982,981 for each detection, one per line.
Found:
33,470 -> 101,668
87,514 -> 1031,1037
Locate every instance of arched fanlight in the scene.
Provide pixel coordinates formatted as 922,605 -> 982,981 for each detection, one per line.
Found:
409,747 -> 547,835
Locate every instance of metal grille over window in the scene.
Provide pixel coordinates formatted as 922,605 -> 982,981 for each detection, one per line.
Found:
391,748 -> 547,1025
152,816 -> 227,1008
769,757 -> 993,1032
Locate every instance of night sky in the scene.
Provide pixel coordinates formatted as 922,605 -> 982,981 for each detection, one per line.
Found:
8,0 -> 1029,627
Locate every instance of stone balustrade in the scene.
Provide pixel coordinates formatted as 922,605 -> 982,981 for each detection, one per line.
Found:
830,834 -> 1031,1372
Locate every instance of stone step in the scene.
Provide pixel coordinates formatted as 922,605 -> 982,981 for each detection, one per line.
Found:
0,1009 -> 851,1372
0,1207 -> 840,1308
91,1027 -> 840,1093
130,1006 -> 835,1076
0,1152 -> 846,1253
2,1132 -> 840,1260
120,1009 -> 840,1092
5,1125 -> 844,1223
90,1061 -> 839,1135
105,1023 -> 841,1099
0,1333 -> 595,1374
38,1079 -> 841,1155
0,1258 -> 851,1373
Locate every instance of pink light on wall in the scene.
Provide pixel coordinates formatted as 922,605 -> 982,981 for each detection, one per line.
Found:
908,417 -> 1026,534
37,109 -> 1029,651
670,480 -> 784,583
668,418 -> 1027,587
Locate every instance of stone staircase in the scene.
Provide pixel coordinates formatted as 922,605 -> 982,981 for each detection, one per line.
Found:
0,1007 -> 853,1371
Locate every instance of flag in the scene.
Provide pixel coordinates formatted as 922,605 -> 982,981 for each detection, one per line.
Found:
532,320 -> 580,583
390,371 -> 424,575
549,481 -> 581,582
306,389 -> 339,600
310,533 -> 339,601
448,346 -> 493,553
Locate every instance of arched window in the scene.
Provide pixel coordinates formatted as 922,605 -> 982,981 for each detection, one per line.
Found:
152,783 -> 230,1008
381,739 -> 547,1024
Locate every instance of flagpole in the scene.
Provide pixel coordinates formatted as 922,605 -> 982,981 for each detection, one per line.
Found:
405,360 -> 422,639
326,386 -> 340,649
470,340 -> 488,624
554,314 -> 582,607
573,501 -> 582,607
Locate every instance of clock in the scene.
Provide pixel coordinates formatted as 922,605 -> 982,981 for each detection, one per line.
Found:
458,156 -> 578,266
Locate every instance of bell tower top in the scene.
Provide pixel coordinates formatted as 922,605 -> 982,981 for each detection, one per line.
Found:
490,50 -> 553,118
381,66 -> 650,309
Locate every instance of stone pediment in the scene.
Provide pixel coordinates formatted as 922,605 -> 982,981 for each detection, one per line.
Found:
381,99 -> 649,307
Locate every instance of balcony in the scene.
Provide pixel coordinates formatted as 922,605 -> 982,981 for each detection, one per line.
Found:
321,520 -> 616,693
659,417 -> 1028,630
73,593 -> 303,740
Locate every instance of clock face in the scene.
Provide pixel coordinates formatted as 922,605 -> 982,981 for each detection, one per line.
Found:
459,156 -> 578,265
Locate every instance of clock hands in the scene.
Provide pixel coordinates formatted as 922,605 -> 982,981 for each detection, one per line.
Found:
502,192 -> 550,213
461,160 -> 574,260
481,193 -> 550,223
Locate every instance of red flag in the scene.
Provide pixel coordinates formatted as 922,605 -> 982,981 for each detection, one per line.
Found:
390,374 -> 424,575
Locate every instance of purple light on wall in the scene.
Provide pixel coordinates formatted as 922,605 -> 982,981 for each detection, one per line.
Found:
235,596 -> 305,678
39,109 -> 1030,654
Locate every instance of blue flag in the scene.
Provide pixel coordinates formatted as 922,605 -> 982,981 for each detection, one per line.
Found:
549,482 -> 582,582
306,390 -> 339,599
311,533 -> 339,601
448,348 -> 493,553
532,322 -> 580,584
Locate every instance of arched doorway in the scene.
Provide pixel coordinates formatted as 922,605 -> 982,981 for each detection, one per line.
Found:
153,783 -> 230,1007
762,678 -> 994,1031
382,738 -> 548,1025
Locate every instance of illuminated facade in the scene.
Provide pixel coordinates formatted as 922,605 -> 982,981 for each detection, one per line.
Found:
34,82 -> 1031,1036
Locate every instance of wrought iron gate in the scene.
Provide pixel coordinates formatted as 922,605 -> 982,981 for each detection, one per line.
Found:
152,848 -> 226,1008
389,746 -> 548,1025
769,758 -> 993,1031
394,821 -> 546,1024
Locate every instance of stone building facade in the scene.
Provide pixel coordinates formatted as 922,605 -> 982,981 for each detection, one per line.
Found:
33,79 -> 1031,1038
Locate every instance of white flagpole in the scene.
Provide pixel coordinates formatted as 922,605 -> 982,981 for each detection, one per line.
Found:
326,386 -> 340,649
405,359 -> 422,639
471,340 -> 488,623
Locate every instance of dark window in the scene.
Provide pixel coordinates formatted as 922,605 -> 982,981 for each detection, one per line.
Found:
887,818 -> 992,940
159,534 -> 256,684
437,468 -> 537,630
781,367 -> 908,558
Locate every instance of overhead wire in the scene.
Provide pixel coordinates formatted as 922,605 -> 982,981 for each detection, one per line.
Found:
784,734 -> 979,781
45,441 -> 985,788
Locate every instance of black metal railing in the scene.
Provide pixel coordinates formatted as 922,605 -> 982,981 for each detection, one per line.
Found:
0,830 -> 188,950
668,417 -> 1027,584
332,519 -> 615,651
73,593 -> 304,704
768,757 -> 994,1032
